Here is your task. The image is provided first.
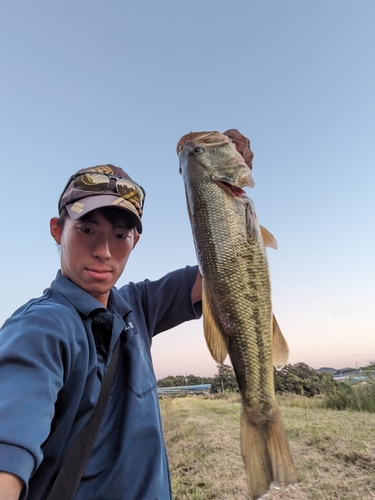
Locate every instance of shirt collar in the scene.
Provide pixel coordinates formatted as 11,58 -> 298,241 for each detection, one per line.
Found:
108,287 -> 132,318
51,271 -> 132,318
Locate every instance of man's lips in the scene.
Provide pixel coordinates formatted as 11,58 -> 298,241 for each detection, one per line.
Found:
85,268 -> 113,280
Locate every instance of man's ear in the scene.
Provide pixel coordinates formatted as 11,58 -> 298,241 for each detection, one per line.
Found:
50,217 -> 62,244
132,231 -> 140,250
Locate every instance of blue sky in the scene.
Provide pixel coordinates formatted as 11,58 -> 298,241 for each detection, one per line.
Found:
1,1 -> 374,378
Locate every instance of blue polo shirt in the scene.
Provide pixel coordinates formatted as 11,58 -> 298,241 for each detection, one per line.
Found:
0,266 -> 201,499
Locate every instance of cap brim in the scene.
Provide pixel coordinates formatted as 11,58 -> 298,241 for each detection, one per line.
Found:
65,194 -> 143,233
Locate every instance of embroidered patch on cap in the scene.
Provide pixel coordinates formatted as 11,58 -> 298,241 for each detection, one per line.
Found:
87,165 -> 114,175
70,202 -> 84,214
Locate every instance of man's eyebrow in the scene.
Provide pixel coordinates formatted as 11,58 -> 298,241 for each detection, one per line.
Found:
80,216 -> 99,225
78,217 -> 130,229
113,224 -> 132,230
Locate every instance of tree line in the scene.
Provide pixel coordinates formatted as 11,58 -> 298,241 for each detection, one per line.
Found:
157,362 -> 339,396
158,362 -> 375,412
157,374 -> 214,388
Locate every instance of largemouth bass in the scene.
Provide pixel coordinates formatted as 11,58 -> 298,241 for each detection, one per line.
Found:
177,131 -> 297,500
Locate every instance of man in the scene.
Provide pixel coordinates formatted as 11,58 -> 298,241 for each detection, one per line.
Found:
0,130 -> 252,500
0,162 -> 203,500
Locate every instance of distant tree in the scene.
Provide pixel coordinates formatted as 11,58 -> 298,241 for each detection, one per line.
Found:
157,374 -> 214,388
362,362 -> 375,371
274,362 -> 336,397
185,375 -> 201,386
210,364 -> 239,393
317,372 -> 337,394
187,375 -> 215,385
157,376 -> 185,388
340,367 -> 356,373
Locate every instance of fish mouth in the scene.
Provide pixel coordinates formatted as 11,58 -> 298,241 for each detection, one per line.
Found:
177,130 -> 255,189
214,178 -> 247,198
176,131 -> 231,154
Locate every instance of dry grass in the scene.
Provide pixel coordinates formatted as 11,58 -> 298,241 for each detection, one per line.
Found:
160,395 -> 375,499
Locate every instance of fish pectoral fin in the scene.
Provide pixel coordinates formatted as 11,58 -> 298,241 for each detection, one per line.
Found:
260,225 -> 278,250
272,314 -> 289,370
245,202 -> 259,242
202,282 -> 228,364
246,205 -> 278,249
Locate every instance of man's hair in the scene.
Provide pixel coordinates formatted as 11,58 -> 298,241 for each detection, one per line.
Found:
57,206 -> 138,231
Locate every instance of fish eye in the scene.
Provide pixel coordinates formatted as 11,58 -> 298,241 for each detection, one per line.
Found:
194,146 -> 206,153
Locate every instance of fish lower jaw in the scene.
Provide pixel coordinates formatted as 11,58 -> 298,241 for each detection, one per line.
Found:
211,177 -> 247,198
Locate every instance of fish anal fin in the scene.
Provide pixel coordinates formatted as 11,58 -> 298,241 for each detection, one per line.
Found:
202,282 -> 228,364
272,314 -> 289,370
260,225 -> 278,250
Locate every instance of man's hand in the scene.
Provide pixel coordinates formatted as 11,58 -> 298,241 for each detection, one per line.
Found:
0,472 -> 23,500
223,129 -> 254,170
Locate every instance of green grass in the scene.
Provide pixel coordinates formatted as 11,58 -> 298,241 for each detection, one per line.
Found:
323,381 -> 375,412
160,395 -> 375,499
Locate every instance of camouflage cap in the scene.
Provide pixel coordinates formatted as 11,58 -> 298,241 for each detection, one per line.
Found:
58,164 -> 145,233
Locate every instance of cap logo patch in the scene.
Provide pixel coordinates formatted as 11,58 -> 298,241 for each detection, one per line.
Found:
81,165 -> 114,176
70,202 -> 84,214
97,165 -> 113,174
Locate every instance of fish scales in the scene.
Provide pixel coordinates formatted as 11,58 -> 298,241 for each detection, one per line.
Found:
181,135 -> 274,412
178,131 -> 297,500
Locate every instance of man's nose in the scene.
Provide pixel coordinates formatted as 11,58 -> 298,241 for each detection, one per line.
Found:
92,237 -> 111,259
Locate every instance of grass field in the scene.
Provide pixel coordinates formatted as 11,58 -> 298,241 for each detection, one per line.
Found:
160,395 -> 375,499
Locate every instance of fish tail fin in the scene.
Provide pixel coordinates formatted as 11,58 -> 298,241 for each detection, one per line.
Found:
266,406 -> 297,486
241,406 -> 297,499
240,409 -> 272,499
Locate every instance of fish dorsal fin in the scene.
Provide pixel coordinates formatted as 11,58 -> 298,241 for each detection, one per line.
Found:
272,314 -> 289,370
260,225 -> 278,249
202,280 -> 228,364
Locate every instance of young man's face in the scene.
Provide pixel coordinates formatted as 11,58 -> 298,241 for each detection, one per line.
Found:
50,209 -> 140,307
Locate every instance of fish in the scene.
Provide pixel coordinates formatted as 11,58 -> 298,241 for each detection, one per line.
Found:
177,131 -> 297,500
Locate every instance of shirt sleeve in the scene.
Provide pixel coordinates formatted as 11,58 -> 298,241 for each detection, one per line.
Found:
120,265 -> 202,338
0,301 -> 74,490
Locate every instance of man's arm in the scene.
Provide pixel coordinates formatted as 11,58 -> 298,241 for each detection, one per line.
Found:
0,472 -> 23,500
191,269 -> 202,304
0,306 -> 73,493
124,266 -> 202,337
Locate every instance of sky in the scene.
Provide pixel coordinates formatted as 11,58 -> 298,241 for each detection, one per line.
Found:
1,1 -> 374,379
